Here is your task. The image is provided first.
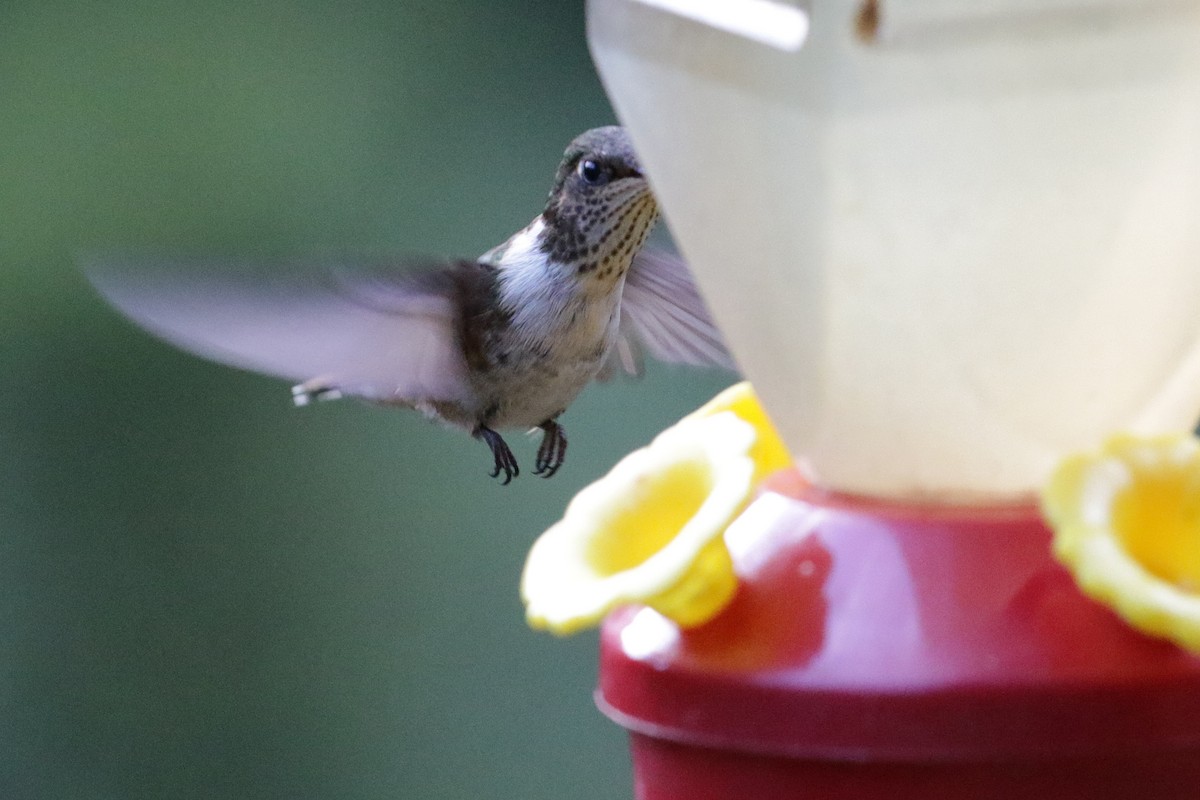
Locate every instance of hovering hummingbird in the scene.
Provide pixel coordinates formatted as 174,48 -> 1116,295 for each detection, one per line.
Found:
88,126 -> 733,483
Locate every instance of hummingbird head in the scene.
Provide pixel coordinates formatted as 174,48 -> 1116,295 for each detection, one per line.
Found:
539,126 -> 659,285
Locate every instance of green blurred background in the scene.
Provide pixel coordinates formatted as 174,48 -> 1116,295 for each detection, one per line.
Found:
0,2 -> 730,797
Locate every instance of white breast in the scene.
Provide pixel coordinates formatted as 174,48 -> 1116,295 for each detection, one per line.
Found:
482,219 -> 625,429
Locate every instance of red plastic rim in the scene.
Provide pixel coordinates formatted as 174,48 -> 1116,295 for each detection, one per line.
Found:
597,470 -> 1200,761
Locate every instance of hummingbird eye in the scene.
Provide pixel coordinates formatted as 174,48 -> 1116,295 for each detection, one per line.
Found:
577,158 -> 609,186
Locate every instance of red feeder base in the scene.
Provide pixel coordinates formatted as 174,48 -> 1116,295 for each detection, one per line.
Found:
626,734 -> 1200,800
597,471 -> 1200,799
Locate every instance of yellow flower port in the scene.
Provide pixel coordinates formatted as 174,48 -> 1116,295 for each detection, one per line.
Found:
682,381 -> 793,486
1042,433 -> 1200,653
521,383 -> 791,635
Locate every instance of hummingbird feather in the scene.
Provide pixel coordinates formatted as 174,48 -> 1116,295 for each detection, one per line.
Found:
608,249 -> 736,376
85,255 -> 474,405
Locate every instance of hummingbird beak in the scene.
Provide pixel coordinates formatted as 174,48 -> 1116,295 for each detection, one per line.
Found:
617,162 -> 645,181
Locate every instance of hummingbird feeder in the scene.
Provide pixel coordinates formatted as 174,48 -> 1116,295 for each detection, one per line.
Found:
567,0 -> 1200,796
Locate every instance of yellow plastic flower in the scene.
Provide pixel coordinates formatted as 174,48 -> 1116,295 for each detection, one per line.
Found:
683,381 -> 792,484
1042,433 -> 1200,652
522,412 -> 756,635
522,383 -> 792,635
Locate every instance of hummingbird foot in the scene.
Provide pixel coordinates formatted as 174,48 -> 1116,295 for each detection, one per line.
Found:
475,425 -> 519,485
291,378 -> 343,407
534,420 -> 567,479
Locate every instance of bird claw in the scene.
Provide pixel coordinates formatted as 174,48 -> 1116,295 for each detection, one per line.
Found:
534,420 -> 567,478
475,426 -> 519,485
292,378 -> 343,407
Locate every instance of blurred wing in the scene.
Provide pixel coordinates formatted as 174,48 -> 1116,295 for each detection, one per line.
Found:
607,248 -> 736,378
85,256 -> 472,403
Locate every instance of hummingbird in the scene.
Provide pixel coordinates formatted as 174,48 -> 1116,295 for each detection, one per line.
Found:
87,126 -> 734,483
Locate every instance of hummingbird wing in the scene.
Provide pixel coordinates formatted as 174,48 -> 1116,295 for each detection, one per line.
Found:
606,248 -> 736,378
85,256 -> 473,404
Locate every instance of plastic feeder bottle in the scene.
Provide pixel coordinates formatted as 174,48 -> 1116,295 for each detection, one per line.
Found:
586,1 -> 1200,797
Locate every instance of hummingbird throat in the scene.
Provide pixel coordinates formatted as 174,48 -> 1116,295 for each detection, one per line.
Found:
541,190 -> 659,286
